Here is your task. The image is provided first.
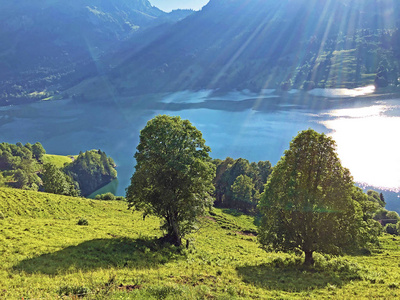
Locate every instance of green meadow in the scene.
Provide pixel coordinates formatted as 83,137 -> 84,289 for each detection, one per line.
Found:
41,154 -> 76,169
0,187 -> 399,299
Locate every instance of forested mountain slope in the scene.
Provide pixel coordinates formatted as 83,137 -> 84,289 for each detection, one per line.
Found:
0,0 -> 192,104
72,0 -> 400,98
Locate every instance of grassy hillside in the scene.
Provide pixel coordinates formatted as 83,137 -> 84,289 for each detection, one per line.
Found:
0,187 -> 400,299
41,154 -> 76,168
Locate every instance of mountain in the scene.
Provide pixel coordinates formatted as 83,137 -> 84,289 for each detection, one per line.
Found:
71,0 -> 400,99
0,0 -> 193,104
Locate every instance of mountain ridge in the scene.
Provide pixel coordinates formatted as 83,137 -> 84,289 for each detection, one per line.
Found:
69,0 -> 400,99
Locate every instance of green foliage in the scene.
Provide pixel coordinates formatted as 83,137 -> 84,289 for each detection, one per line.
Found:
13,169 -> 29,189
64,150 -> 117,196
77,218 -> 89,226
0,142 -> 41,190
42,163 -> 80,197
41,154 -> 74,168
32,142 -> 46,160
258,129 -> 373,265
373,208 -> 399,222
95,192 -> 116,200
387,211 -> 400,221
1,187 -> 400,299
367,190 -> 386,208
126,115 -> 215,246
94,192 -> 125,201
231,175 -> 253,204
58,285 -> 90,297
214,157 -> 272,213
384,223 -> 398,235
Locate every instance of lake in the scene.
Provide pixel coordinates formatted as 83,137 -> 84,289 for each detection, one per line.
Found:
1,88 -> 399,210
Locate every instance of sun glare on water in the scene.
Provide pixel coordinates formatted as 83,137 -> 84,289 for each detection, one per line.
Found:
322,105 -> 400,191
309,85 -> 376,98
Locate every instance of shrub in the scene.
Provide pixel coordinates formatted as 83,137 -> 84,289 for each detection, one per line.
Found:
0,211 -> 4,219
384,223 -> 398,235
77,218 -> 89,226
58,285 -> 90,297
95,192 -> 115,200
386,211 -> 400,221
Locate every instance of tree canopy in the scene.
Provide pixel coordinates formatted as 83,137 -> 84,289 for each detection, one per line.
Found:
42,163 -> 80,197
126,115 -> 215,246
64,150 -> 117,197
258,129 -> 375,265
213,157 -> 271,213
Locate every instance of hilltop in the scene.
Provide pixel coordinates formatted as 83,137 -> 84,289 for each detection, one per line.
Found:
1,187 -> 400,299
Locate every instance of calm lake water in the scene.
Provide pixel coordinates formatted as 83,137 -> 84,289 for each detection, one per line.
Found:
1,89 -> 399,210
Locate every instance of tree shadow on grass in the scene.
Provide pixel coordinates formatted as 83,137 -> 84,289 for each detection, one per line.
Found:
236,262 -> 362,292
221,208 -> 244,217
14,237 -> 185,275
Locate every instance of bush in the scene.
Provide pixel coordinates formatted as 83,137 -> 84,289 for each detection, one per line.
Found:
386,211 -> 400,221
58,285 -> 90,297
0,211 -> 4,219
384,223 -> 398,235
95,192 -> 116,200
77,218 -> 89,226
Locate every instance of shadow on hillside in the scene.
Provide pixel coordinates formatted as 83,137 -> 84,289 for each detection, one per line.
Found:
14,237 -> 184,275
236,263 -> 359,292
221,208 -> 244,217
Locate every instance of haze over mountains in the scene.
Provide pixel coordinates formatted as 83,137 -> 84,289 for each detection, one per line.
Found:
1,0 -> 400,104
0,0 -> 192,104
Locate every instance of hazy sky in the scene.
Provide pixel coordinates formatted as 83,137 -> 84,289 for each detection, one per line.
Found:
149,0 -> 210,12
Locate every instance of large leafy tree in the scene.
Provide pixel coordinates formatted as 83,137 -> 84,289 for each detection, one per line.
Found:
126,115 -> 215,246
258,129 -> 371,265
42,163 -> 80,197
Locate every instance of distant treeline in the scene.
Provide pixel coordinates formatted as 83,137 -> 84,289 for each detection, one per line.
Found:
0,142 -> 117,197
213,157 -> 272,213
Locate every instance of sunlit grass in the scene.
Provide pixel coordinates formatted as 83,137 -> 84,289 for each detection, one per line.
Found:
0,187 -> 400,299
42,154 -> 75,168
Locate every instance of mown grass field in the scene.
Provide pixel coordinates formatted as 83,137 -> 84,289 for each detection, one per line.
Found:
0,187 -> 400,299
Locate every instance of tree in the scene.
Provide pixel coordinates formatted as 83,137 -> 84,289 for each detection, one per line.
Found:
126,115 -> 215,246
14,169 -> 29,189
42,163 -> 80,196
258,129 -> 368,266
232,175 -> 253,205
32,142 -> 46,160
231,174 -> 259,212
64,150 -> 117,196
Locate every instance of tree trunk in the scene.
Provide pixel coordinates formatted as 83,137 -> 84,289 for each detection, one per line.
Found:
165,217 -> 182,246
304,250 -> 314,266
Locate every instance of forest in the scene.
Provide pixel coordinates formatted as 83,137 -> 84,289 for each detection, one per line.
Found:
0,142 -> 117,197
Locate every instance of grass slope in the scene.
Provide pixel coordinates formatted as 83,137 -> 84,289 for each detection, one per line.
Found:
42,154 -> 76,168
0,187 -> 400,299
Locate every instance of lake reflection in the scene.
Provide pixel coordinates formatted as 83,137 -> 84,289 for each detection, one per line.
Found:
0,90 -> 399,210
323,103 -> 400,191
